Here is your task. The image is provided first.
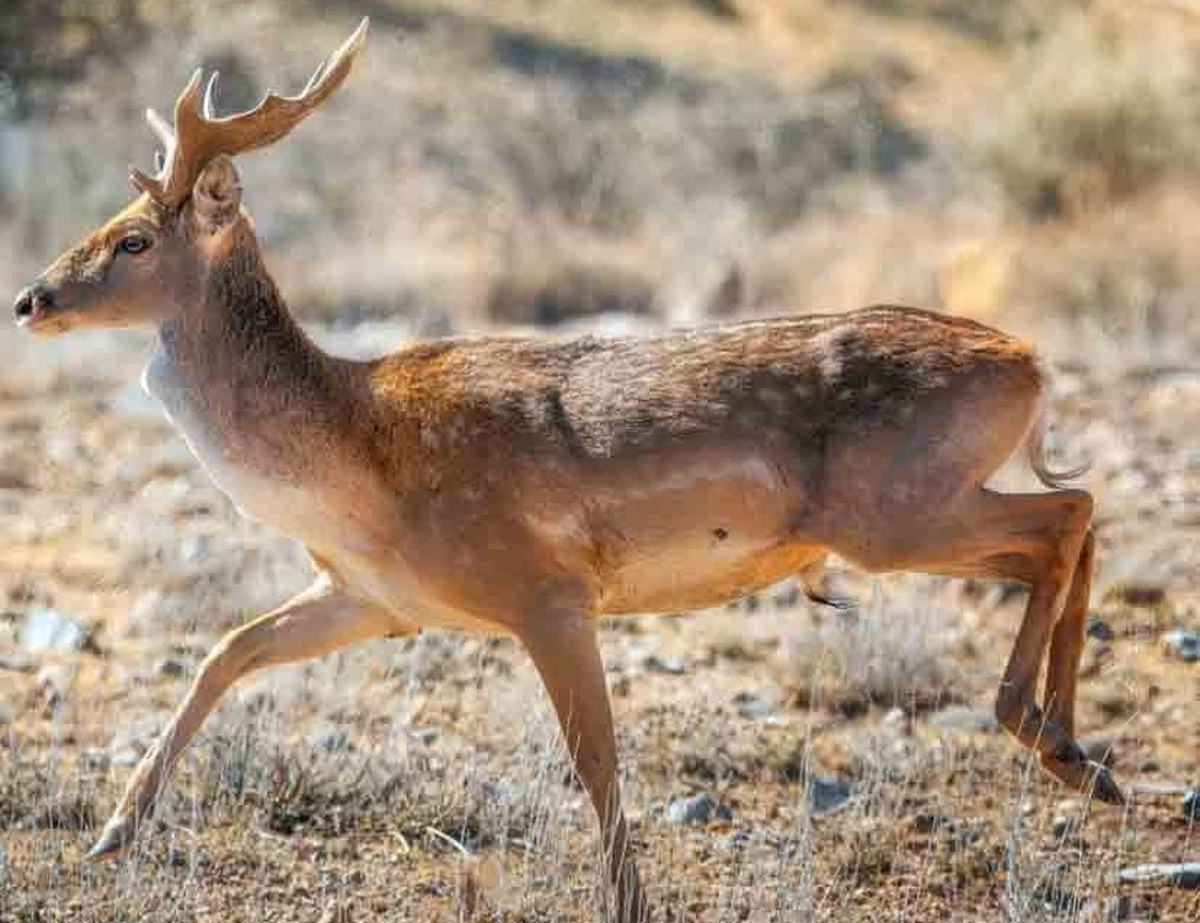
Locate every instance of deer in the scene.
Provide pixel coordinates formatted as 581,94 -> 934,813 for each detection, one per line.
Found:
12,18 -> 1123,923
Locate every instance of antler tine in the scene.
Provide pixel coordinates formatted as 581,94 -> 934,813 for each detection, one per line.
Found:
145,108 -> 174,149
202,72 -> 221,120
302,61 -> 326,96
141,18 -> 369,206
129,165 -> 165,199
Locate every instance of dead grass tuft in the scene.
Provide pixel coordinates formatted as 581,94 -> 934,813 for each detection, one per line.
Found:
782,579 -> 965,716
972,13 -> 1200,220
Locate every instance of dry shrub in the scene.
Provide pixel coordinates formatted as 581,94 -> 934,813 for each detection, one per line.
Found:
974,14 -> 1200,220
0,0 -> 929,322
1001,191 -> 1200,361
829,0 -> 1040,45
483,235 -> 662,328
782,577 -> 964,716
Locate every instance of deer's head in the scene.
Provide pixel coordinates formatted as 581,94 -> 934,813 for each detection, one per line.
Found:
13,19 -> 368,335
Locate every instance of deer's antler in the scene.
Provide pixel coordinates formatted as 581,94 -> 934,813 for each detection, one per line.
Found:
130,17 -> 368,206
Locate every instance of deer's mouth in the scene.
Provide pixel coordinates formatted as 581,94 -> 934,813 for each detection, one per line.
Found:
14,294 -> 70,335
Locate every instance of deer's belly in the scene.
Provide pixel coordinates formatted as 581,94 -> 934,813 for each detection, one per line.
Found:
576,452 -> 823,614
598,541 -> 824,614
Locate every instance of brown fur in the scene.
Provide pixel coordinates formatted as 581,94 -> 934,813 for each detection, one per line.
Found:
12,22 -> 1121,923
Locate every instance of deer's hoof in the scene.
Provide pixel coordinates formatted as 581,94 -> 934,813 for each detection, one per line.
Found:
1089,764 -> 1126,807
85,814 -> 136,861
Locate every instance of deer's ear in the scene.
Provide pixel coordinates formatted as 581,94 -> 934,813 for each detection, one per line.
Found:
192,155 -> 242,230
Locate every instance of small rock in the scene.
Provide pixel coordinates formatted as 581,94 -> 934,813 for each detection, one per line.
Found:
645,655 -> 687,676
310,726 -> 352,753
0,701 -> 11,725
882,706 -> 907,729
156,658 -> 186,678
931,706 -> 999,734
664,793 -> 732,826
1086,617 -> 1115,641
110,749 -> 142,768
1162,630 -> 1200,663
912,813 -> 952,834
807,777 -> 851,815
734,690 -> 778,720
0,652 -> 34,673
20,608 -> 87,654
81,748 -> 111,773
1182,791 -> 1199,821
1117,863 -> 1200,889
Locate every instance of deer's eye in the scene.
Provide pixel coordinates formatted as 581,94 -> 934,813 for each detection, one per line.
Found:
118,234 -> 152,255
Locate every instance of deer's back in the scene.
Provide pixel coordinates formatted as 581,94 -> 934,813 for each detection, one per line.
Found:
369,305 -> 1041,470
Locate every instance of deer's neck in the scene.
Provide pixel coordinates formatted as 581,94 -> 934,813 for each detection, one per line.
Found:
147,244 -> 356,482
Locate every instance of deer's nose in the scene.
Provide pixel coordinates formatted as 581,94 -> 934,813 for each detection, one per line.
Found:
13,283 -> 54,325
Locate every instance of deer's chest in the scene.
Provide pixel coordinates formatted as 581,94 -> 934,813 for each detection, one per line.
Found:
139,354 -> 507,633
141,354 -> 377,551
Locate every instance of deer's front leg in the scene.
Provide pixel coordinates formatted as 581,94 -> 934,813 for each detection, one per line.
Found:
88,575 -> 402,860
520,608 -> 648,923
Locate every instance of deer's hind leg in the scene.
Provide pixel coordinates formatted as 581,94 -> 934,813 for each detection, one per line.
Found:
829,487 -> 1121,803
1038,528 -> 1120,801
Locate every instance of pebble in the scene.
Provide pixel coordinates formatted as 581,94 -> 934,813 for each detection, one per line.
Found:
734,689 -> 779,720
663,793 -> 733,826
912,813 -> 952,834
930,706 -> 999,734
807,777 -> 851,815
110,749 -> 142,768
310,726 -> 352,753
1161,630 -> 1199,662
1085,616 -> 1115,641
81,748 -> 111,772
1117,863 -> 1200,889
645,655 -> 687,676
156,658 -> 187,678
20,608 -> 87,654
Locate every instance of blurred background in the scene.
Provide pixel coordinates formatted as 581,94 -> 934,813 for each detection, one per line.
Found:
1,3 -> 1198,921
2,0 -> 1198,355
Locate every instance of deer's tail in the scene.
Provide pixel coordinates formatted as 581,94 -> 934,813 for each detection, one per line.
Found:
1026,390 -> 1090,490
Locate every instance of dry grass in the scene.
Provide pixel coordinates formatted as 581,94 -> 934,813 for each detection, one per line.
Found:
969,12 -> 1200,221
2,2 -> 1199,922
782,576 -> 967,716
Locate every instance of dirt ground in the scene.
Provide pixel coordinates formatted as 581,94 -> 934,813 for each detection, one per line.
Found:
1,1 -> 1198,920
0,325 -> 1196,922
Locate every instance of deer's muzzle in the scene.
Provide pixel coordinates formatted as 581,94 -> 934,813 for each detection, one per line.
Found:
13,282 -> 54,327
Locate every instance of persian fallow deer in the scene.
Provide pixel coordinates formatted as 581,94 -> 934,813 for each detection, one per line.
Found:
13,18 -> 1123,923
